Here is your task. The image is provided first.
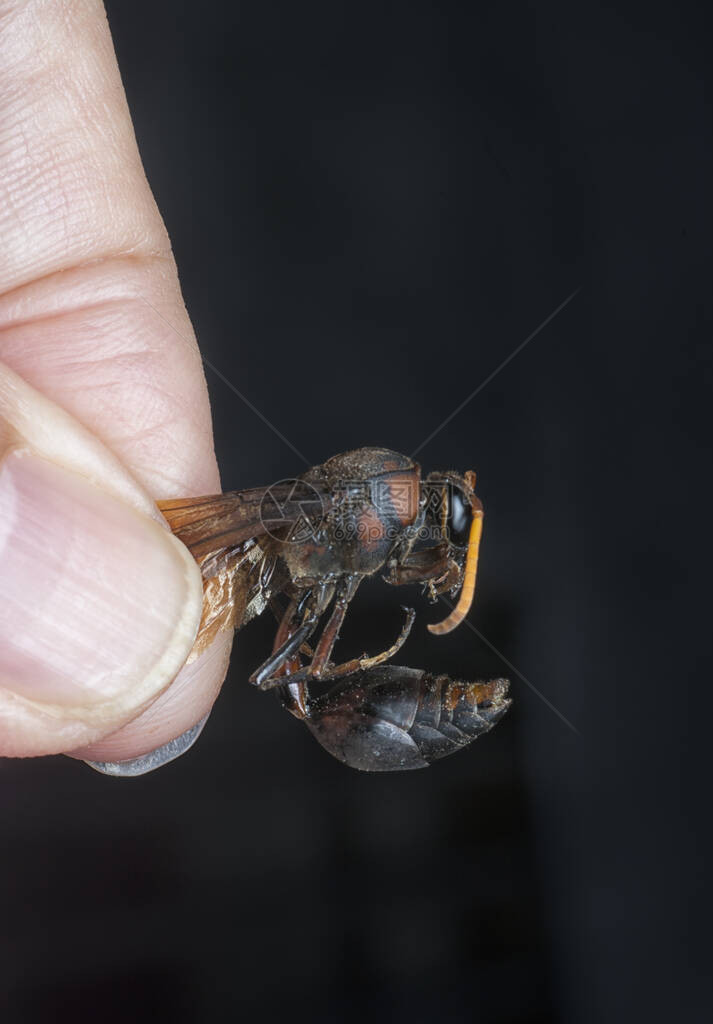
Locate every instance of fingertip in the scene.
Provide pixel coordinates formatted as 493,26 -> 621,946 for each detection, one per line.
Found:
84,715 -> 210,778
67,631 -> 233,764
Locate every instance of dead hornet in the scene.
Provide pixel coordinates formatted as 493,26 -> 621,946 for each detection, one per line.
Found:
158,447 -> 510,771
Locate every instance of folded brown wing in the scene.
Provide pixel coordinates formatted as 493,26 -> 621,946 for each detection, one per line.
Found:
158,482 -> 330,658
158,487 -> 282,565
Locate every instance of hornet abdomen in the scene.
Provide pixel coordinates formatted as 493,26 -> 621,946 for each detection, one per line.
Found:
304,665 -> 510,772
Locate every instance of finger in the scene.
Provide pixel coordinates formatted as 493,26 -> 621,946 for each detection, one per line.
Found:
0,363 -> 205,755
0,1 -> 232,760
0,0 -> 217,496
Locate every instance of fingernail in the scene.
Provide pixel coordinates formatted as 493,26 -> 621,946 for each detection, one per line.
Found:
84,714 -> 209,777
0,449 -> 202,712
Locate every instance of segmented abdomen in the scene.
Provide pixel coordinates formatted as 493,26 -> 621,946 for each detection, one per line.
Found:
304,665 -> 511,772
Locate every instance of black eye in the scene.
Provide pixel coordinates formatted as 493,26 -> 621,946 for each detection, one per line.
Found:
448,490 -> 471,546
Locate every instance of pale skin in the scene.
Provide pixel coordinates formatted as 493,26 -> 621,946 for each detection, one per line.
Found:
0,0 -> 232,760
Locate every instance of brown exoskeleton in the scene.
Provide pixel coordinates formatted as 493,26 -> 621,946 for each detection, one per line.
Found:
159,447 -> 510,771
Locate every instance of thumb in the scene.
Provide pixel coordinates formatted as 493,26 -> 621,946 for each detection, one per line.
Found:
0,363 -> 204,756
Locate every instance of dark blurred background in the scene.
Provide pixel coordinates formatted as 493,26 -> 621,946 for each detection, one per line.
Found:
2,1 -> 711,1021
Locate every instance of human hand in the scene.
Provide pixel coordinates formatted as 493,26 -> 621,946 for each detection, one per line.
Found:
0,0 -> 232,772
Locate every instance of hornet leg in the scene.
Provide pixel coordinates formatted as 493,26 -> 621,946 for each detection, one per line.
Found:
273,606 -> 416,687
254,576 -> 361,690
257,594 -> 314,718
249,588 -> 321,688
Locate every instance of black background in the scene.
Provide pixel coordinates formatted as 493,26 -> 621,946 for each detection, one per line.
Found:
2,2 -> 711,1022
